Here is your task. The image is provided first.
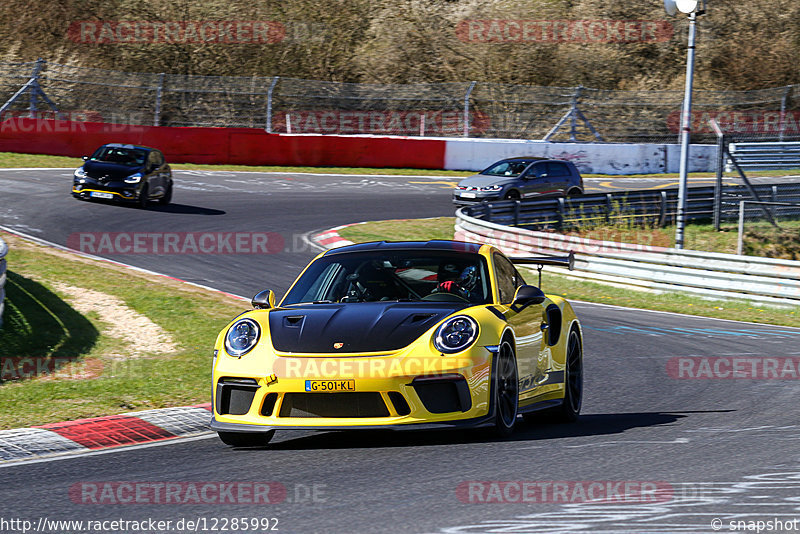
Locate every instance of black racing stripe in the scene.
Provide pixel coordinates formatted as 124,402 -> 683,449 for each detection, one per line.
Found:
486,306 -> 506,321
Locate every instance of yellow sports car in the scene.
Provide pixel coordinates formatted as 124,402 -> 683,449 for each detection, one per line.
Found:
210,240 -> 583,446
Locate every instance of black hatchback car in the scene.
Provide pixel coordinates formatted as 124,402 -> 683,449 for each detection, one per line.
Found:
453,157 -> 583,205
72,143 -> 173,208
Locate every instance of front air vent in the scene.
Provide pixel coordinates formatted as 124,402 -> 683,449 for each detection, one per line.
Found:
279,393 -> 389,418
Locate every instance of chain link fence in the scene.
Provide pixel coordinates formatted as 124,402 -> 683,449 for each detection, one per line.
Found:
2,58 -> 800,144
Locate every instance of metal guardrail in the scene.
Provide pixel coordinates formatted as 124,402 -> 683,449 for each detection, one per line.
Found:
462,184 -> 800,230
0,237 -> 6,329
455,210 -> 800,307
727,142 -> 800,171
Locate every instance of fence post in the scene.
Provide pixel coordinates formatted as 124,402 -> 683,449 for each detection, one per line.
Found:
569,86 -> 583,141
557,197 -> 565,230
736,201 -> 746,255
709,118 -> 725,231
154,73 -> 165,126
513,200 -> 520,226
28,58 -> 46,118
463,81 -> 476,137
266,76 -> 280,132
659,191 -> 668,227
779,85 -> 791,142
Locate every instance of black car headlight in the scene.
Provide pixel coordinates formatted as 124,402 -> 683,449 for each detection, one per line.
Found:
124,172 -> 143,184
434,315 -> 479,354
224,318 -> 261,357
480,185 -> 502,192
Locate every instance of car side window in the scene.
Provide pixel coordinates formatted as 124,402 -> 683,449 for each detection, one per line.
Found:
547,162 -> 570,177
531,163 -> 546,178
494,253 -> 523,304
155,151 -> 165,167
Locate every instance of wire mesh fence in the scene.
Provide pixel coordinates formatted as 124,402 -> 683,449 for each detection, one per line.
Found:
2,58 -> 800,143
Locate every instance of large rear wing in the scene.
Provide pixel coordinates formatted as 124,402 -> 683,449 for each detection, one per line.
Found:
511,252 -> 575,286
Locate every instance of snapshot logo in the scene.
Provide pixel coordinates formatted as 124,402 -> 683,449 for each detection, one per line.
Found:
67,232 -> 285,255
67,21 -> 285,44
456,20 -> 674,43
456,481 -> 674,504
70,482 -> 287,505
667,357 -> 800,379
274,110 -> 491,136
667,110 -> 800,135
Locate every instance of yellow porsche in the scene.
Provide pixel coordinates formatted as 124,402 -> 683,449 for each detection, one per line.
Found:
210,240 -> 583,446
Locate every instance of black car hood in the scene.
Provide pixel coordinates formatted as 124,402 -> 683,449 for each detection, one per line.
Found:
268,302 -> 469,353
82,160 -> 144,180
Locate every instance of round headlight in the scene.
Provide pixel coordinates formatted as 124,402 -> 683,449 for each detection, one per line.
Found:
224,318 -> 261,357
434,315 -> 479,354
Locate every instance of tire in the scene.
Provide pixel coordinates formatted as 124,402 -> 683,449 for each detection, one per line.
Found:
567,188 -> 583,197
504,190 -> 521,200
551,329 -> 583,423
158,181 -> 172,205
492,340 -> 519,436
217,429 -> 275,447
138,184 -> 149,209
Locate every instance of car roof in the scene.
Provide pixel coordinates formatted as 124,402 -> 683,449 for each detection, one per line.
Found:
493,156 -> 548,162
323,240 -> 484,256
100,143 -> 155,152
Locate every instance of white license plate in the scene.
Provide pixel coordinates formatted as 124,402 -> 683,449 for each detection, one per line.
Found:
90,191 -> 114,199
460,192 -> 476,199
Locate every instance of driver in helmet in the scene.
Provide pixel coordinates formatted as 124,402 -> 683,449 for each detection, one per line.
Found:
436,263 -> 479,301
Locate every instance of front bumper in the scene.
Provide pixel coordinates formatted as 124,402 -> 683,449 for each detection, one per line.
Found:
452,193 -> 502,206
72,181 -> 139,202
212,348 -> 495,430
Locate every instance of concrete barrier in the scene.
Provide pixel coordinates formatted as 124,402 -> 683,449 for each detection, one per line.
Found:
0,118 -> 717,174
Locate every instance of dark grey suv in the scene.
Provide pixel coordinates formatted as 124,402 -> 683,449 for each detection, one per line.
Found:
453,157 -> 584,205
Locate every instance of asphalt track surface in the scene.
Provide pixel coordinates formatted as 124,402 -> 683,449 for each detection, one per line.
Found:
2,169 -> 800,534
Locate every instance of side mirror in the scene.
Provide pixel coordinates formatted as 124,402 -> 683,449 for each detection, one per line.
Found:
511,285 -> 546,310
82,156 -> 89,161
252,289 -> 276,309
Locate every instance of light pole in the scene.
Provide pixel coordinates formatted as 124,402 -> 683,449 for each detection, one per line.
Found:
665,0 -> 706,249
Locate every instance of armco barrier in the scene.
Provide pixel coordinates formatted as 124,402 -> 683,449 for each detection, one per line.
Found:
0,236 -> 6,329
466,184 -> 800,230
0,118 -> 718,173
455,209 -> 800,307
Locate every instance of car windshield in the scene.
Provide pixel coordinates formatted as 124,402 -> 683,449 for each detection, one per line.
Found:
481,160 -> 531,177
90,146 -> 147,167
282,250 -> 491,305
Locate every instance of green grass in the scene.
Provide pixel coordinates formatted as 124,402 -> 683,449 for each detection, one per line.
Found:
0,233 -> 245,429
338,217 -> 800,327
